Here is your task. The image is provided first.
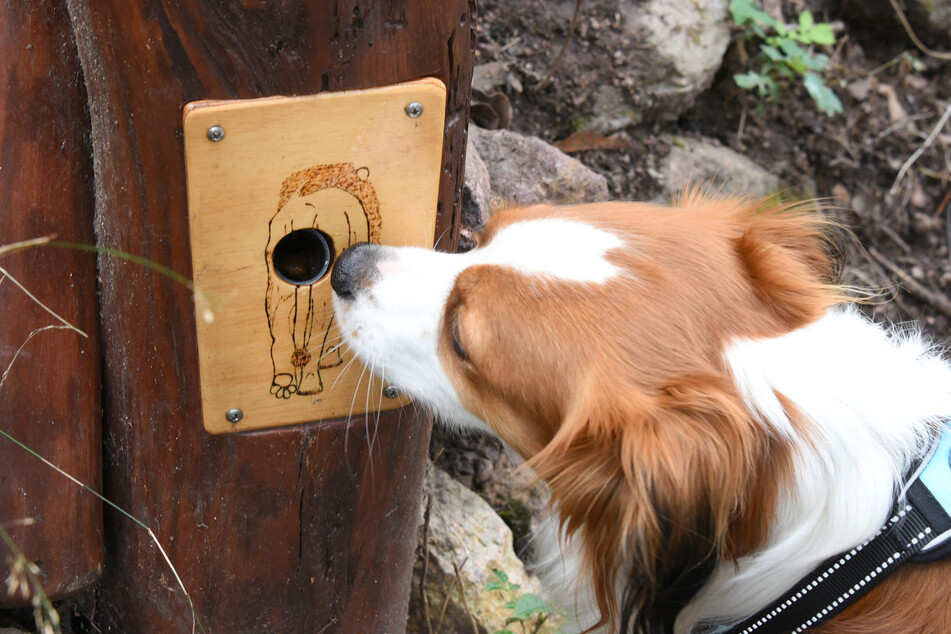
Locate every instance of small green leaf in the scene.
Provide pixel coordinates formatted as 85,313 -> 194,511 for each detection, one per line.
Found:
511,593 -> 554,620
487,580 -> 507,592
750,22 -> 768,39
492,569 -> 509,583
801,51 -> 829,72
778,38 -> 806,61
803,71 -> 843,116
734,70 -> 763,89
493,630 -> 518,634
799,10 -> 814,32
807,22 -> 836,46
760,44 -> 785,62
730,0 -> 779,29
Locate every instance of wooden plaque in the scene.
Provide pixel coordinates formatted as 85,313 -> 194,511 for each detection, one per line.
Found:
185,78 -> 445,434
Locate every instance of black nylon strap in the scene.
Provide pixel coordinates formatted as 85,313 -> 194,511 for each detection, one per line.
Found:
717,480 -> 943,634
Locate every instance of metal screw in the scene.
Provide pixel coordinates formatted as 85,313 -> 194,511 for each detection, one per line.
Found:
383,385 -> 401,399
225,408 -> 244,424
404,102 -> 423,118
207,125 -> 225,142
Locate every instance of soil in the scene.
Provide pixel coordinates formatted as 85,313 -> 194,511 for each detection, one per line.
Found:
433,0 -> 951,560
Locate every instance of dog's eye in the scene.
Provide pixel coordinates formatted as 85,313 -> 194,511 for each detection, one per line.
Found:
451,322 -> 469,362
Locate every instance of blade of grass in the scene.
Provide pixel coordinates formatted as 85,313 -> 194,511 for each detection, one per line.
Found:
0,426 -> 206,634
49,240 -> 194,291
1,240 -> 205,633
48,240 -> 216,323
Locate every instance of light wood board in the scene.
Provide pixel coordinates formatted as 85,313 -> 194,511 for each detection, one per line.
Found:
184,78 -> 445,434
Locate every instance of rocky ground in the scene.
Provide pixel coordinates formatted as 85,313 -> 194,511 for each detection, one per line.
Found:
412,1 -> 951,632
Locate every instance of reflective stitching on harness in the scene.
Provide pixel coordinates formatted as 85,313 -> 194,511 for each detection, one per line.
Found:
717,421 -> 951,634
731,506 -> 914,634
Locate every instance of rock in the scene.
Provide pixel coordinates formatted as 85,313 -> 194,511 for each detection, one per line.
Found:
471,61 -> 511,95
922,1 -> 951,41
460,125 -> 610,249
587,84 -> 641,133
406,466 -> 550,634
620,0 -> 731,122
837,0 -> 951,49
468,125 -> 610,209
460,139 -> 493,251
660,136 -> 780,199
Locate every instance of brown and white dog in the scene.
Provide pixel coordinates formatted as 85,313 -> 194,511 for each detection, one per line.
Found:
330,192 -> 951,633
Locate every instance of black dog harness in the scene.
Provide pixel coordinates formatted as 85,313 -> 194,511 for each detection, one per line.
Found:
710,423 -> 951,634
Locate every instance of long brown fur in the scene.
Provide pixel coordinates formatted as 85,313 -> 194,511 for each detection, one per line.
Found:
438,193 -> 844,632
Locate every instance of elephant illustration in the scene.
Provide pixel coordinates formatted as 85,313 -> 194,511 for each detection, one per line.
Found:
265,163 -> 381,399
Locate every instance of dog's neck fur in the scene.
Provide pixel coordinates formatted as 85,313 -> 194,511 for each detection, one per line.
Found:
537,309 -> 951,633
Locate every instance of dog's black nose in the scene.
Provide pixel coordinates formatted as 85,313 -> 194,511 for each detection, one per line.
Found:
331,242 -> 382,300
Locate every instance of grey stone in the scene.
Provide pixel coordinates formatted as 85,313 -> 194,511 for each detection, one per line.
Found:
468,125 -> 610,210
406,465 -> 550,634
461,138 -> 493,251
588,84 -> 641,134
621,0 -> 731,121
660,136 -> 780,199
472,61 -> 511,95
841,0 -> 951,47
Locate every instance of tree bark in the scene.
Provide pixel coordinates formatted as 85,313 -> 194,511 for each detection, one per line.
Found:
0,1 -> 103,607
61,1 -> 475,630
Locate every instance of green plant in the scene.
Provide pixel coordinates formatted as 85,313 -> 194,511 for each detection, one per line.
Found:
2,523 -> 60,634
487,568 -> 560,634
731,0 -> 843,116
0,237 -> 206,633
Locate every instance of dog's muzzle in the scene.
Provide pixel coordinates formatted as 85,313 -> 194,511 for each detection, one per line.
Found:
330,242 -> 383,300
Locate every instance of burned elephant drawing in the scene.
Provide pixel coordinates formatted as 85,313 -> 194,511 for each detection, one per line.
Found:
265,163 -> 382,399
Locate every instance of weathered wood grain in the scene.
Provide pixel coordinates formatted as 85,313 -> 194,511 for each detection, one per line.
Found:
63,0 -> 474,630
0,1 -> 103,607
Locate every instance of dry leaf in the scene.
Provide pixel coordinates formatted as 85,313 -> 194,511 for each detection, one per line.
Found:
555,130 -> 630,153
876,84 -> 907,125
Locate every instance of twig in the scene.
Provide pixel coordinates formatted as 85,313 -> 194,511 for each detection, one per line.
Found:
451,560 -> 479,634
0,326 -> 76,392
0,235 -> 55,259
0,266 -> 87,338
886,0 -> 951,61
934,187 -> 951,218
879,223 -> 913,254
736,104 -> 748,148
533,0 -> 583,92
889,102 -> 951,197
420,494 -> 434,634
868,247 -> 951,318
436,571 -> 460,632
531,613 -> 550,634
437,554 -> 469,631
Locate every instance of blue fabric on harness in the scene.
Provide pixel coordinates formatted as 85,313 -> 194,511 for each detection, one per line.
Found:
911,424 -> 951,562
710,423 -> 951,634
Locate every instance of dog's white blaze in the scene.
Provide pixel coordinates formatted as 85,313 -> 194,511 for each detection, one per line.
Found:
332,218 -> 621,432
333,246 -> 490,432
476,218 -> 623,283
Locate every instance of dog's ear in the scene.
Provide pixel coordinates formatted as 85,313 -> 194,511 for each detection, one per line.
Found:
530,372 -> 784,633
732,203 -> 839,330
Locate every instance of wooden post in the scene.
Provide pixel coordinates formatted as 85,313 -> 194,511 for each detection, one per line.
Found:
60,1 -> 475,631
0,2 -> 103,606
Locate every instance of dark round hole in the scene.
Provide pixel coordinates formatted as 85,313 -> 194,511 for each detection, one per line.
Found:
272,229 -> 335,286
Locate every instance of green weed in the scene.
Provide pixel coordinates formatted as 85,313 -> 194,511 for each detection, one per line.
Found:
731,0 -> 843,116
487,568 -> 561,634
